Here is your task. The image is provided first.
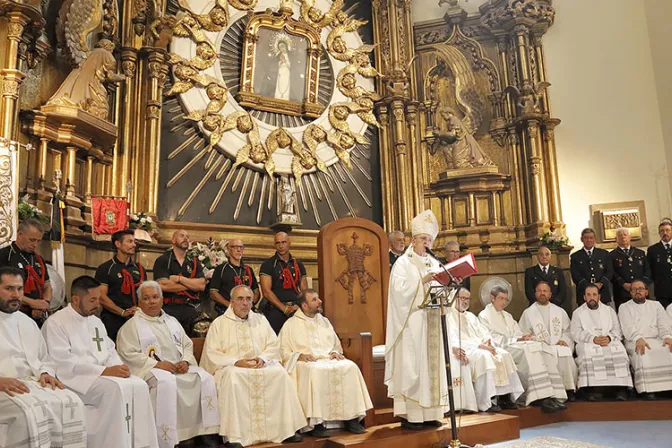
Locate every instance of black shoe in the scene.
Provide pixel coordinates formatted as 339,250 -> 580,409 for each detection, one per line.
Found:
283,433 -> 303,443
498,396 -> 519,410
196,435 -> 222,447
540,398 -> 562,414
614,389 -> 628,401
177,440 -> 196,448
585,391 -> 600,402
486,404 -> 502,413
346,418 -> 366,434
644,393 -> 657,401
552,398 -> 568,410
225,443 -> 243,448
423,420 -> 443,427
566,390 -> 576,402
309,424 -> 329,438
400,418 -> 425,430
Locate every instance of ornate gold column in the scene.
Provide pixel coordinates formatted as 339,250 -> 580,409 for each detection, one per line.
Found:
144,51 -> 168,215
1,14 -> 27,141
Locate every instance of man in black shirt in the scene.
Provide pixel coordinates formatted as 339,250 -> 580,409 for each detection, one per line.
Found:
570,227 -> 613,306
648,220 -> 672,309
388,231 -> 405,270
525,245 -> 567,308
0,219 -> 52,323
95,229 -> 146,341
209,238 -> 259,315
153,229 -> 206,334
260,232 -> 307,334
610,227 -> 651,310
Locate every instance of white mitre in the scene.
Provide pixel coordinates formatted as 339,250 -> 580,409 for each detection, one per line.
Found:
411,210 -> 439,239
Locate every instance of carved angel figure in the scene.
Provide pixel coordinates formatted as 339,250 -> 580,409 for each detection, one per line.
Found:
505,80 -> 551,116
279,175 -> 296,215
300,0 -> 343,31
430,107 -> 495,171
46,39 -> 124,120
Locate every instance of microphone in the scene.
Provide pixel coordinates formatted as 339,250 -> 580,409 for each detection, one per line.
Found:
425,247 -> 440,260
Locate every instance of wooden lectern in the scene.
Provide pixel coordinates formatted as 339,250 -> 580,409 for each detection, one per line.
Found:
317,218 -> 390,427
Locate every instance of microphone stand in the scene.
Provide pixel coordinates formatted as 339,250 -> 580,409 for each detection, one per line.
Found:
420,257 -> 475,448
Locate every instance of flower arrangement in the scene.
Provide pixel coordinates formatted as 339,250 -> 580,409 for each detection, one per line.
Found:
129,212 -> 153,231
18,195 -> 50,225
541,229 -> 569,249
187,238 -> 229,279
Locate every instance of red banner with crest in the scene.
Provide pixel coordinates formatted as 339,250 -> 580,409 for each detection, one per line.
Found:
92,196 -> 129,240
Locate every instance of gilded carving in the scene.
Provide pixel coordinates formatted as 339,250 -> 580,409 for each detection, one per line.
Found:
529,159 -> 541,176
56,0 -> 107,66
481,0 -> 555,31
299,0 -> 343,31
1,79 -> 20,97
416,28 -> 450,46
429,107 -> 495,170
0,154 -> 14,245
122,60 -> 136,78
505,80 -> 550,116
526,123 -> 539,138
7,22 -> 25,39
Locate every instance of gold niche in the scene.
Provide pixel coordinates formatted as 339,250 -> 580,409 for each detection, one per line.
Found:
237,8 -> 324,118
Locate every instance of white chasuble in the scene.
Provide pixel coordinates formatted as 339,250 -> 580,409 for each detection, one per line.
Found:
200,308 -> 306,447
384,247 -> 449,422
279,310 -> 372,426
0,311 -> 86,448
571,303 -> 631,388
446,309 -> 523,411
117,309 -> 219,447
619,299 -> 672,393
479,304 -> 566,404
42,305 -> 158,448
520,302 -> 578,391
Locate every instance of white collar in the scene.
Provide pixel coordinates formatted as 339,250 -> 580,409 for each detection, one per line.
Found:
619,246 -> 631,251
584,247 -> 594,253
539,264 -> 550,270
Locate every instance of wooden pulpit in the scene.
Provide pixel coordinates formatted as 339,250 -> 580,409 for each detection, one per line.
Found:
317,218 -> 390,426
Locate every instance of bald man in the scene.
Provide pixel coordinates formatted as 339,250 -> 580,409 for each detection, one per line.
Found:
153,229 -> 206,334
260,232 -> 308,334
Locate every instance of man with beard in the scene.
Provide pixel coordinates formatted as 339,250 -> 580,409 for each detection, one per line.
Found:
0,219 -> 52,323
153,229 -> 206,334
618,279 -> 672,399
649,219 -> 672,309
279,289 -> 372,437
388,231 -> 405,270
260,232 -> 307,334
610,228 -> 651,310
570,228 -> 613,306
519,282 -> 578,398
570,284 -> 631,401
42,275 -> 158,447
0,266 -> 86,448
447,287 -> 524,412
479,285 -> 567,413
209,239 -> 259,316
96,229 -> 147,341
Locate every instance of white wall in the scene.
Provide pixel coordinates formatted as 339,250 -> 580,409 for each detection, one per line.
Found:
544,0 -> 672,246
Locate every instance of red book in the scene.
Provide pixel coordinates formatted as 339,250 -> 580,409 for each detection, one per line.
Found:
433,253 -> 477,286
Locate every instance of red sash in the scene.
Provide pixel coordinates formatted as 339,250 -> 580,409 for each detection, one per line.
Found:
176,258 -> 200,301
234,265 -> 254,287
24,255 -> 46,299
281,259 -> 301,294
120,264 -> 146,307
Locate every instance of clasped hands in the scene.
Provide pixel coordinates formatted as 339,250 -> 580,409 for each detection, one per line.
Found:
592,335 -> 611,347
517,333 -> 535,342
234,357 -> 265,369
478,340 -> 497,356
298,352 -> 344,362
155,360 -> 190,374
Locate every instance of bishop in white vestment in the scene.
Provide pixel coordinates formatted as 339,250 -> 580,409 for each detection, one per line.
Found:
448,288 -> 523,412
519,282 -> 578,394
116,281 -> 220,447
479,285 -> 567,413
200,285 -> 306,447
0,267 -> 86,448
618,280 -> 672,398
385,210 -> 450,429
41,276 -> 158,448
571,284 -> 632,400
279,289 -> 372,436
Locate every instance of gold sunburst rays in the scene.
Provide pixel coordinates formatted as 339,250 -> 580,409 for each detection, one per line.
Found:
176,155 -> 223,218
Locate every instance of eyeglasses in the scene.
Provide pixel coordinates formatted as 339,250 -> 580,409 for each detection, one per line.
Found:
229,245 -> 245,250
631,287 -> 647,292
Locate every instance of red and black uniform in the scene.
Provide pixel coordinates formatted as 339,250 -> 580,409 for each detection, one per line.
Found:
259,252 -> 306,334
0,242 -> 50,323
95,256 -> 146,341
209,261 -> 259,315
153,249 -> 205,334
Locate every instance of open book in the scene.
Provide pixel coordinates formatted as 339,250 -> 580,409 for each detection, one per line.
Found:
432,253 -> 477,286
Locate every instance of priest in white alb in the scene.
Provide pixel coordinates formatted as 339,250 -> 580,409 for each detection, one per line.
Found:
42,275 -> 158,448
116,281 -> 220,447
279,288 -> 372,437
618,280 -> 672,399
447,287 -> 524,412
200,285 -> 306,447
0,266 -> 86,448
571,284 -> 631,401
479,284 -> 568,413
519,281 -> 578,397
385,210 -> 451,429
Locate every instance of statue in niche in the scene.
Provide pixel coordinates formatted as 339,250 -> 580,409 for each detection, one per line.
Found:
279,175 -> 296,215
46,39 -> 125,120
430,106 -> 495,170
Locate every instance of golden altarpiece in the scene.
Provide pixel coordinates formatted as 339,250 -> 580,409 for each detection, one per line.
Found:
0,0 -> 570,316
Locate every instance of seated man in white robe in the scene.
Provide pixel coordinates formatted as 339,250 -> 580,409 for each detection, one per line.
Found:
479,284 -> 567,413
200,285 -> 306,447
0,266 -> 86,448
571,284 -> 632,401
519,281 -> 578,399
618,279 -> 672,399
279,289 -> 372,437
116,281 -> 220,447
447,287 -> 523,412
42,275 -> 158,448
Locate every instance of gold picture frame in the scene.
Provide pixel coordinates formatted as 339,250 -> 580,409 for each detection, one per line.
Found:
590,200 -> 648,247
237,8 -> 324,118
